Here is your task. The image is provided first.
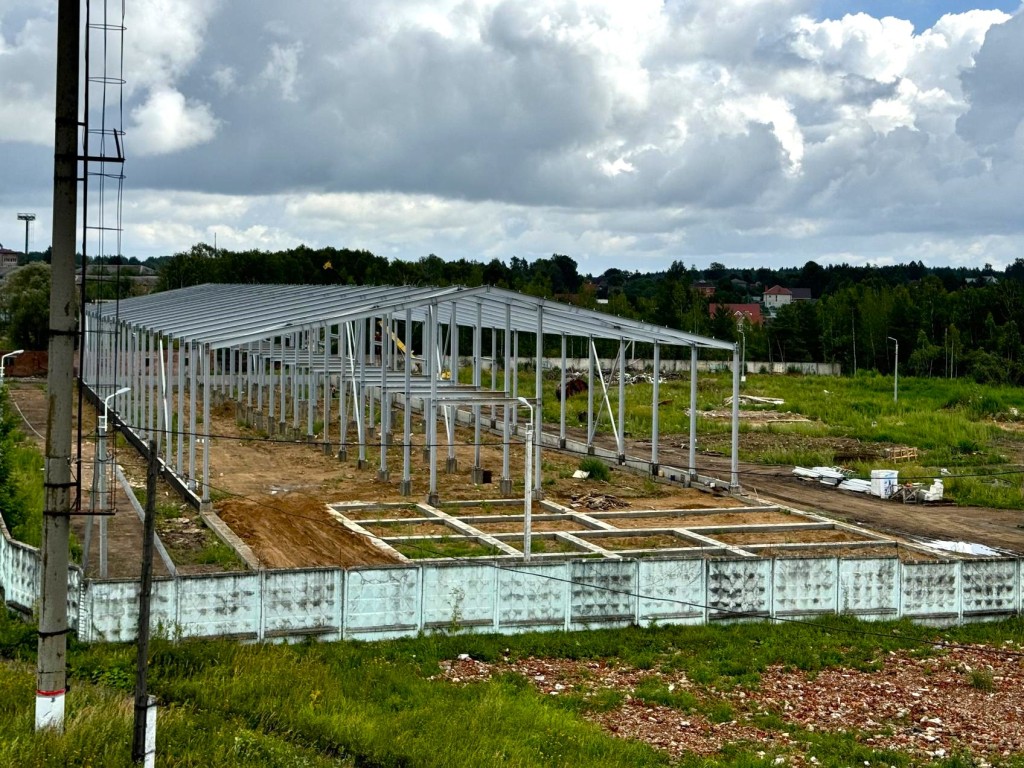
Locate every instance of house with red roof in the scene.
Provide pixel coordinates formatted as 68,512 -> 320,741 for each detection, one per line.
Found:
710,302 -> 763,326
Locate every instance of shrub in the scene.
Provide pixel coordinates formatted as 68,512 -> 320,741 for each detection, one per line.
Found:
578,457 -> 610,482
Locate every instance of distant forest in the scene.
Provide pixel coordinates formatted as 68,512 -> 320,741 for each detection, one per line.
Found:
31,243 -> 1024,384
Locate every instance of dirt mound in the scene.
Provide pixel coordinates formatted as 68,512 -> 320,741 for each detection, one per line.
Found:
216,492 -> 399,569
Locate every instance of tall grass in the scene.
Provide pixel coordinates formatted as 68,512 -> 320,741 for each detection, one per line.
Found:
520,368 -> 1024,507
6,608 -> 1024,766
1,440 -> 45,548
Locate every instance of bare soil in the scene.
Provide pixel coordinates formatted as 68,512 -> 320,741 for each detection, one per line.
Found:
10,380 -> 1024,571
435,644 -> 1024,762
579,425 -> 1024,555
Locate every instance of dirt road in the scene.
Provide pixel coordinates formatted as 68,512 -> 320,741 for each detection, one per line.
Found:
619,434 -> 1024,554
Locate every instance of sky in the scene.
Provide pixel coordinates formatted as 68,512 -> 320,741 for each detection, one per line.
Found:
1,0 -> 1022,275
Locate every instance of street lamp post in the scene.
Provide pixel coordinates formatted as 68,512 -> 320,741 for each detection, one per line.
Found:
17,213 -> 36,256
736,317 -> 746,385
1,350 -> 24,387
517,396 -> 534,562
94,387 -> 130,577
888,336 -> 899,403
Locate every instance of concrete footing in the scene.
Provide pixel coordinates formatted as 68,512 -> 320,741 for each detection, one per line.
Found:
399,479 -> 412,496
445,457 -> 458,474
500,478 -> 513,495
377,469 -> 391,482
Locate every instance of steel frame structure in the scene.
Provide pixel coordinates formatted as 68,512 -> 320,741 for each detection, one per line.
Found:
83,284 -> 741,506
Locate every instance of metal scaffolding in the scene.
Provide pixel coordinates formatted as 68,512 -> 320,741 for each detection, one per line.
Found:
83,284 -> 740,505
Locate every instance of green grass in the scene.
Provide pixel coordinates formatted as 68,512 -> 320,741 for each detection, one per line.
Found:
514,368 -> 1024,508
578,456 -> 611,482
4,609 -> 1024,766
2,440 -> 45,547
393,536 -> 505,559
6,614 -> 1024,768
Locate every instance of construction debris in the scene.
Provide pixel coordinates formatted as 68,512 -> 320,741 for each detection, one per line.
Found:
568,493 -> 631,511
793,466 -> 944,503
793,466 -> 852,487
724,395 -> 785,406
884,445 -> 919,462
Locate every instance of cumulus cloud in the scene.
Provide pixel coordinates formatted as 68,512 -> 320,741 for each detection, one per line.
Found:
128,88 -> 220,156
1,0 -> 1022,270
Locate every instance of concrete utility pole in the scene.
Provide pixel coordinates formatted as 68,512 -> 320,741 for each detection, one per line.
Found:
888,336 -> 899,403
37,0 -> 80,732
132,441 -> 159,766
17,213 -> 36,256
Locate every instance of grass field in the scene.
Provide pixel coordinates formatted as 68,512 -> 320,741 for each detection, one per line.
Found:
4,607 -> 1024,766
522,369 -> 1024,509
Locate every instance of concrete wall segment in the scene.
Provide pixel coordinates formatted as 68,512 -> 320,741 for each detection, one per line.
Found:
176,572 -> 260,639
261,568 -> 340,639
838,558 -> 899,620
344,566 -> 420,640
497,562 -> 569,631
421,562 -> 496,632
707,559 -> 771,621
570,559 -> 636,629
637,558 -> 705,625
901,561 -> 960,623
773,557 -> 839,617
961,559 -> 1019,619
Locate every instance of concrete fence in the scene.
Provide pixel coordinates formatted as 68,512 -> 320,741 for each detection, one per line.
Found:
3,516 -> 1020,642
0,516 -> 81,625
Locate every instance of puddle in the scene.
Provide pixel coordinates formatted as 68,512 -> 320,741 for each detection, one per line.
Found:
906,537 -> 1015,557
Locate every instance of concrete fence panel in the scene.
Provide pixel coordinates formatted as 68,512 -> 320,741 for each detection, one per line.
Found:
344,566 -> 420,640
177,572 -> 260,639
773,558 -> 839,618
2,537 -> 41,614
81,579 -> 178,643
838,558 -> 899,619
261,569 -> 341,641
900,561 -> 960,624
497,562 -> 569,632
707,559 -> 772,621
961,560 -> 1020,619
570,560 -> 637,629
636,558 -> 705,625
421,562 -> 496,633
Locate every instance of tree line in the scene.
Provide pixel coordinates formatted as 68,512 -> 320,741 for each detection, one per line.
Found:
4,242 -> 1021,384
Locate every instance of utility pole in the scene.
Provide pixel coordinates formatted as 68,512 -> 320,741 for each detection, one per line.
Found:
37,0 -> 80,732
17,213 -> 36,256
132,441 -> 159,765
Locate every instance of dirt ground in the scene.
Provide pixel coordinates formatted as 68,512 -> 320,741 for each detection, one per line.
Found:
436,643 -> 1024,763
9,380 -> 1024,574
586,426 -> 1024,555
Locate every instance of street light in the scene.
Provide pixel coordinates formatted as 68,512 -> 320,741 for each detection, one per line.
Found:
94,387 -> 130,577
1,349 -> 24,386
17,213 -> 35,256
736,316 -> 746,385
517,396 -> 534,562
887,336 -> 899,403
